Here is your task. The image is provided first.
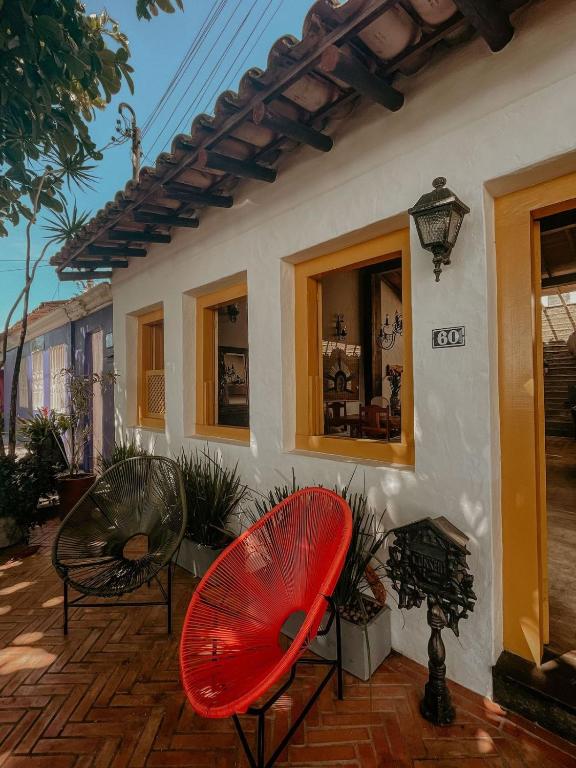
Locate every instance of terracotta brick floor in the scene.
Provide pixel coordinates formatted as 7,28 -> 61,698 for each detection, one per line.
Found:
0,522 -> 574,768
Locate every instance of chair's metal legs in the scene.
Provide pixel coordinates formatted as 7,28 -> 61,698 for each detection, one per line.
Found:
167,562 -> 173,635
335,609 -> 343,700
231,647 -> 343,768
62,562 -> 175,636
63,579 -> 69,636
257,712 -> 265,768
233,715 -> 258,768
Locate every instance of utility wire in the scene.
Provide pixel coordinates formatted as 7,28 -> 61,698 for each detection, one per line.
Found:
200,0 -> 285,115
224,0 -> 287,90
146,0 -> 242,158
0,265 -> 51,273
156,0 -> 262,156
141,0 -> 229,139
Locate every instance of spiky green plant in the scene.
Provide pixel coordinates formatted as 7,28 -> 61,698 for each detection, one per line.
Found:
252,468 -> 300,520
178,448 -> 250,548
252,469 -> 388,621
98,435 -> 152,473
332,485 -> 387,618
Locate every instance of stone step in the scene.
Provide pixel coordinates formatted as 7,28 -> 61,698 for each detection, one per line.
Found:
493,651 -> 576,743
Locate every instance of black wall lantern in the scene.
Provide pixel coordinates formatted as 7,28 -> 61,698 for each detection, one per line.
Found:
408,178 -> 470,282
385,516 -> 476,725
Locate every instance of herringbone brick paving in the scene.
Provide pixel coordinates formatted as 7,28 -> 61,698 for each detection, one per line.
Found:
0,522 -> 574,767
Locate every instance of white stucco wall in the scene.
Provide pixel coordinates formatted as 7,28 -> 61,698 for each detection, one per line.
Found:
111,0 -> 576,696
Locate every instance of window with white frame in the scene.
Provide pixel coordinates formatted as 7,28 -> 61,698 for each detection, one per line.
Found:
50,344 -> 67,412
18,361 -> 29,409
31,349 -> 44,412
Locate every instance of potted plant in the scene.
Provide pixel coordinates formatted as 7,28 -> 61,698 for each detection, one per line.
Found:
54,366 -> 115,517
258,471 -> 392,680
386,364 -> 402,416
313,488 -> 391,681
0,454 -> 42,547
98,434 -> 152,473
176,447 -> 250,577
18,408 -> 67,504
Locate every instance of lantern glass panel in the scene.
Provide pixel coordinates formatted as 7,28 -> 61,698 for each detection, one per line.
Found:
447,209 -> 465,248
416,209 -> 450,248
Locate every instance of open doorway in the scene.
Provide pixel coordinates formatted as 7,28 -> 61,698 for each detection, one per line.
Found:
540,208 -> 576,662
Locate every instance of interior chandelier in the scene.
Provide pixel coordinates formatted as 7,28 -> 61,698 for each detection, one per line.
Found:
377,311 -> 403,350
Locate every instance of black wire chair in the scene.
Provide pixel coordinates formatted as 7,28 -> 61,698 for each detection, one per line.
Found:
52,456 -> 187,635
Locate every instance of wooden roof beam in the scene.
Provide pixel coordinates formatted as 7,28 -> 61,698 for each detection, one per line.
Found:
252,104 -> 333,152
198,149 -> 277,183
87,245 -> 148,258
452,0 -> 514,52
163,183 -> 233,208
72,260 -> 129,269
319,46 -> 404,112
133,212 -> 199,228
108,229 -> 171,244
59,271 -> 113,281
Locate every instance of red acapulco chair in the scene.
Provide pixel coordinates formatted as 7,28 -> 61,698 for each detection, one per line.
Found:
179,487 -> 352,768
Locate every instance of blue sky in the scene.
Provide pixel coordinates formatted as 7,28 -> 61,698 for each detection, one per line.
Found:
0,0 -> 313,321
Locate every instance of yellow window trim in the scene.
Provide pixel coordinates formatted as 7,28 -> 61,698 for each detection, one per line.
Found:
195,282 -> 250,445
294,228 -> 414,466
137,307 -> 165,431
495,171 -> 576,664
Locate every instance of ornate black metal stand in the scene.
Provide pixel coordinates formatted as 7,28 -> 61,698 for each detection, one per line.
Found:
232,598 -> 343,768
420,595 -> 454,725
385,516 -> 476,726
63,560 -> 174,635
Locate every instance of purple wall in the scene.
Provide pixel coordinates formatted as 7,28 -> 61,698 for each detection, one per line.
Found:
72,304 -> 114,467
2,303 -> 114,466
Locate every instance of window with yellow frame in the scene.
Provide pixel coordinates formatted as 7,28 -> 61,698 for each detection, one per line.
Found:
294,228 -> 414,466
195,283 -> 249,443
138,308 -> 165,429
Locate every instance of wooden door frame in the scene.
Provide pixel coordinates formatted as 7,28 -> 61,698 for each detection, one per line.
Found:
496,171 -> 576,663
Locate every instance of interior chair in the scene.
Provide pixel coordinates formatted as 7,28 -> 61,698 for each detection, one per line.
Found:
52,456 -> 187,634
179,487 -> 352,768
324,400 -> 348,434
360,403 -> 391,440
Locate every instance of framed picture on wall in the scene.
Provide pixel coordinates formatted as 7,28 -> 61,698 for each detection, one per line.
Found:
218,346 -> 249,427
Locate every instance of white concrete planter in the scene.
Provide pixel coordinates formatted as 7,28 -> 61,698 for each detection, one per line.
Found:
283,600 -> 392,681
176,538 -> 223,578
0,517 -> 25,549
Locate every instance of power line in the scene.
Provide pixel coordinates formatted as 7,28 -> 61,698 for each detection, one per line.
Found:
141,0 -> 230,140
226,0 -> 286,89
0,265 -> 51,273
141,1 -> 225,136
155,0 -> 264,157
200,0 -> 285,115
143,0 -> 247,160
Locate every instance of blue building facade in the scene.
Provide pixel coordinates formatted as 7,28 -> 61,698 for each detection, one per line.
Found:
3,285 -> 114,468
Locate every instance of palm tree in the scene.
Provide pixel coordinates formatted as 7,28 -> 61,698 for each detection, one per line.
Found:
1,152 -> 97,456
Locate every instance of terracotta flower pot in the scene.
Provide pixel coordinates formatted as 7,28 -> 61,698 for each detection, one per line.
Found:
56,474 -> 96,520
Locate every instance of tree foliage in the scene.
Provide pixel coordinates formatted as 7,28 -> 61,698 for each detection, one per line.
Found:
136,0 -> 184,21
0,0 -> 134,235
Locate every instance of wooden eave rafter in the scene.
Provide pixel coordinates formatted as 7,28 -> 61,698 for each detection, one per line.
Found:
52,0 -> 523,280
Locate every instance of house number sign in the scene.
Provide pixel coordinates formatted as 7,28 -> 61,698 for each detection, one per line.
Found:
432,326 -> 465,348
